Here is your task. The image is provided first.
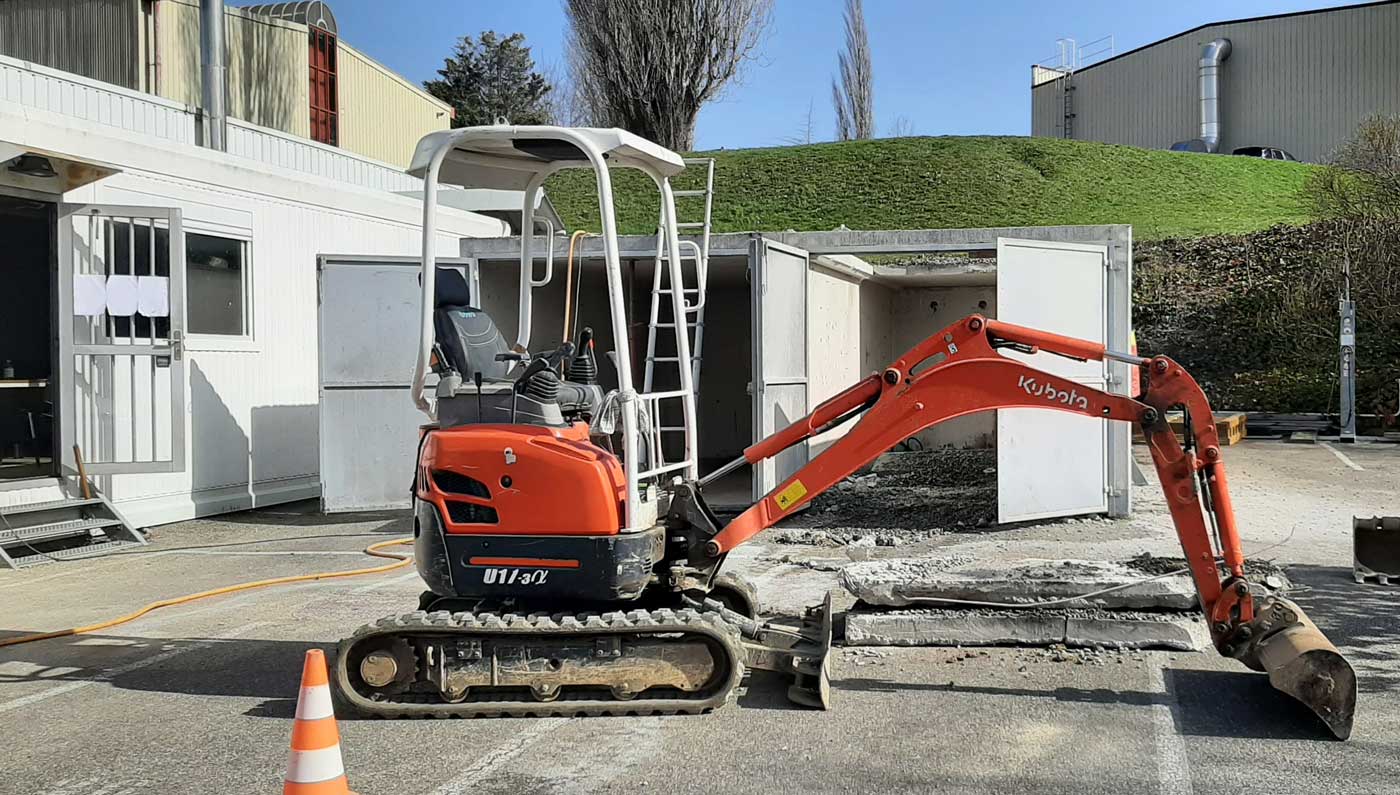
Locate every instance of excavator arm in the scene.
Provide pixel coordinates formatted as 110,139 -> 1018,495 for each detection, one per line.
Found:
689,314 -> 1356,738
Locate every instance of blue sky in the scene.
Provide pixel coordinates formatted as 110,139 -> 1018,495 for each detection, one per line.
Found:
254,0 -> 1354,150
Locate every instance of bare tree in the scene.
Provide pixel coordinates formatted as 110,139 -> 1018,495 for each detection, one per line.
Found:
781,99 -> 817,146
1303,114 -> 1400,220
886,115 -> 914,138
831,0 -> 873,141
565,0 -> 773,151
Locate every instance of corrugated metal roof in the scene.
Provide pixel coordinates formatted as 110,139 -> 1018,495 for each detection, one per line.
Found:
1044,0 -> 1398,80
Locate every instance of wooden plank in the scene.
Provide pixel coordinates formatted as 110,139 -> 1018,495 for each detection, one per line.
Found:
1133,411 -> 1248,446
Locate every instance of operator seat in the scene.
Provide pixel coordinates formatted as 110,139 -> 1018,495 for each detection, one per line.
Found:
431,268 -> 601,426
432,267 -> 511,383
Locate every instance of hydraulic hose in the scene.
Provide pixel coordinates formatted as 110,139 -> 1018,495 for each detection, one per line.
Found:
0,537 -> 413,649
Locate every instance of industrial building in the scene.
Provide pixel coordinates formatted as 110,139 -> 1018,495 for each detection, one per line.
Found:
1030,0 -> 1400,162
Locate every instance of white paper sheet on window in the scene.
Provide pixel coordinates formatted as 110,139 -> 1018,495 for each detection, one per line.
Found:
105,275 -> 139,317
73,274 -> 108,317
137,275 -> 170,317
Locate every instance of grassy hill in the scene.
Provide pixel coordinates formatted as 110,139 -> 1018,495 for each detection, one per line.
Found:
544,136 -> 1314,241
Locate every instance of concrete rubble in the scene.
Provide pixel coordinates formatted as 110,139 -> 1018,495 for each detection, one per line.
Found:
833,554 -> 1271,652
845,607 -> 1207,651
839,557 -> 1199,610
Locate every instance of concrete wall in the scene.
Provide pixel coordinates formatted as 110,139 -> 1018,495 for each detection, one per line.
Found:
807,265 -> 884,456
888,285 -> 998,449
0,0 -> 140,90
157,1 -> 311,138
1030,1 -> 1400,162
338,43 -> 452,168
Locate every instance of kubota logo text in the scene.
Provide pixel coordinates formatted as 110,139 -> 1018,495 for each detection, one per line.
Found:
1018,375 -> 1089,410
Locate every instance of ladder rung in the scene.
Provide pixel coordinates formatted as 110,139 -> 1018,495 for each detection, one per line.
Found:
676,222 -> 706,229
673,189 -> 708,198
648,356 -> 681,362
652,322 -> 704,328
653,287 -> 700,294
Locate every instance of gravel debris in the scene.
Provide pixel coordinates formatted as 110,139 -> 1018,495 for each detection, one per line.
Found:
779,449 -> 997,536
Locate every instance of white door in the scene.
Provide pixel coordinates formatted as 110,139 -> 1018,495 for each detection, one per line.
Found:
750,238 -> 810,500
57,204 -> 186,475
317,256 -> 476,512
996,238 -> 1110,523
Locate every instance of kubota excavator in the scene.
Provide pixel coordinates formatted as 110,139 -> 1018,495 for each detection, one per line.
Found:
332,126 -> 1356,739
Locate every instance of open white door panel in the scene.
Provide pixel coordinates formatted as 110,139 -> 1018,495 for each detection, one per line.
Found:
57,204 -> 186,475
750,238 -> 810,500
996,238 -> 1110,524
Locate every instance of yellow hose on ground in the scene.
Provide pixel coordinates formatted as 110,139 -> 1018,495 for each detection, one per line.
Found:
0,537 -> 414,649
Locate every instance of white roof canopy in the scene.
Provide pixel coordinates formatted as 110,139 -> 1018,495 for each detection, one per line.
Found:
407,126 -> 686,190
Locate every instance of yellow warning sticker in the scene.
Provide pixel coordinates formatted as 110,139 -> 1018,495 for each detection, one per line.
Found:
774,479 -> 808,511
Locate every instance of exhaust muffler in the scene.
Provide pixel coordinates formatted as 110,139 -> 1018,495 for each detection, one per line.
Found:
1240,597 -> 1357,740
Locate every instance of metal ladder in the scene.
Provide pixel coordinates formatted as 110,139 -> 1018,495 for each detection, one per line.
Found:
641,157 -> 715,467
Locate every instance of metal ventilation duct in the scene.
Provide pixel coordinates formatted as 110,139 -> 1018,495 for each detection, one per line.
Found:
1198,38 -> 1232,153
199,0 -> 227,151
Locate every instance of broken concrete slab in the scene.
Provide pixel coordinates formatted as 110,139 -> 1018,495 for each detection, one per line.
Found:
846,611 -> 1063,646
845,608 -> 1206,651
840,557 -> 1198,610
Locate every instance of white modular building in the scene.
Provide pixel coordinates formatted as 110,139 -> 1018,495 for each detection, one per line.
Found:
0,53 -> 505,563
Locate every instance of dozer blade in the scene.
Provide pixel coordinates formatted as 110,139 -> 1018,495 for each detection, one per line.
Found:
1246,597 -> 1357,740
737,592 -> 835,709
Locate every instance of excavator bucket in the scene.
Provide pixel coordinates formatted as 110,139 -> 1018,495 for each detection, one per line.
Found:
1247,598 -> 1357,740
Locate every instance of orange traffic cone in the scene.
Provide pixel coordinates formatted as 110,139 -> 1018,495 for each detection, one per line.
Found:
284,649 -> 354,794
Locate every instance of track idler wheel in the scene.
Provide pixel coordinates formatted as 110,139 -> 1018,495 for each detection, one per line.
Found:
1243,598 -> 1357,740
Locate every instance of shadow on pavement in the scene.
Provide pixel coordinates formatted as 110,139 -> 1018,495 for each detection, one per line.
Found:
1165,668 -> 1333,740
835,672 -> 1339,741
1,631 -> 808,719
207,499 -> 410,530
1283,564 -> 1399,696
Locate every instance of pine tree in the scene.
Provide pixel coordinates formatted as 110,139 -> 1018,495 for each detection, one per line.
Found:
425,31 -> 552,128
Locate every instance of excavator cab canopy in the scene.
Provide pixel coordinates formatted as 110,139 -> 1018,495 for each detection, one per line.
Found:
407,126 -> 686,190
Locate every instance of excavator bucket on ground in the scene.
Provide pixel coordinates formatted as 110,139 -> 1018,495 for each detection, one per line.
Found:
1245,597 -> 1357,740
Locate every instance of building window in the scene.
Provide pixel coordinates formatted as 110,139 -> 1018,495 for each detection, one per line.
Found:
187,233 -> 249,336
309,27 -> 339,146
106,226 -> 250,338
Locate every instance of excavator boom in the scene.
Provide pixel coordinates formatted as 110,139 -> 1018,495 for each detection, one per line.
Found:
692,314 -> 1356,739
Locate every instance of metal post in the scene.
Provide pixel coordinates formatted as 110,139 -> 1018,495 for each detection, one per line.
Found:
1339,297 -> 1357,443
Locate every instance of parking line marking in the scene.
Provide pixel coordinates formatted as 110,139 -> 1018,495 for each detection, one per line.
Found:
0,621 -> 268,714
1321,442 -> 1365,471
432,717 -> 570,794
1147,663 -> 1192,795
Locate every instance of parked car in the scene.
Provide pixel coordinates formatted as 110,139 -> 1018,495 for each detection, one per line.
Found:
1232,146 -> 1298,161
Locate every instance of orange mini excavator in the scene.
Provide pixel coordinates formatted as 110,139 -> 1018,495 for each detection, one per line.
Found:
332,126 -> 1356,739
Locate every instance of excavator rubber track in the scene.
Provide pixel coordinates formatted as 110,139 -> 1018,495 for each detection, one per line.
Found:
333,607 -> 745,718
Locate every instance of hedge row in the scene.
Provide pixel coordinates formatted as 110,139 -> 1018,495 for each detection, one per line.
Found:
1134,220 -> 1400,415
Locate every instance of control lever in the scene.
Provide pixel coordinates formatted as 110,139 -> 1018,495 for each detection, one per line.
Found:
511,357 -> 552,423
473,371 -> 484,423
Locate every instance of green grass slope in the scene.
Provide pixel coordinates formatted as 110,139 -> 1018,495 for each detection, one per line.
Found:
544,136 -> 1313,240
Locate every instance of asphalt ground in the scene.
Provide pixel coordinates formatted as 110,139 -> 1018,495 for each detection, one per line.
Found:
1,440 -> 1397,794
